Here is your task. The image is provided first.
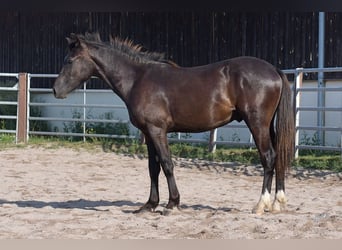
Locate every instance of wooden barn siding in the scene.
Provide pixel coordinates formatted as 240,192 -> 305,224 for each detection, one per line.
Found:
1,12 -> 342,87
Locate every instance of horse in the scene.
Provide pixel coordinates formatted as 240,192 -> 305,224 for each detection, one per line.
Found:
53,32 -> 295,215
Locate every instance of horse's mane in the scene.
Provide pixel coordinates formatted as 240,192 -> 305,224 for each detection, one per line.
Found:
76,32 -> 178,67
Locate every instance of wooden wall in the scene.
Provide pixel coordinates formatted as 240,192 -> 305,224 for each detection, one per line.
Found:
1,12 -> 342,87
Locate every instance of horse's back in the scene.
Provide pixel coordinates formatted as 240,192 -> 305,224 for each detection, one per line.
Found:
225,56 -> 282,84
175,56 -> 283,93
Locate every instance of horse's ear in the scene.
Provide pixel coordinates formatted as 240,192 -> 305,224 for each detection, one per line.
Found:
66,37 -> 73,45
66,33 -> 82,50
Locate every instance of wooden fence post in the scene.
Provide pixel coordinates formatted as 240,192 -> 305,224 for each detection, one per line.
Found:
17,73 -> 28,143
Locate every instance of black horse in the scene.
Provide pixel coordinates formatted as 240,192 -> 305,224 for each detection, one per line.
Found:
53,33 -> 294,215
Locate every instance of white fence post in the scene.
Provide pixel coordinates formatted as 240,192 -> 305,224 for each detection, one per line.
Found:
83,82 -> 87,142
209,129 -> 217,153
294,68 -> 303,159
26,74 -> 31,142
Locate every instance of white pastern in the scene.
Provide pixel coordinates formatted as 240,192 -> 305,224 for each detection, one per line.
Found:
272,190 -> 287,212
252,190 -> 272,215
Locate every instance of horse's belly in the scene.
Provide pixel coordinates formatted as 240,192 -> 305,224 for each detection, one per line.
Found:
171,107 -> 234,133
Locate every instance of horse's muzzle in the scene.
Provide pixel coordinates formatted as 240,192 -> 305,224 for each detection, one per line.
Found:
52,87 -> 66,99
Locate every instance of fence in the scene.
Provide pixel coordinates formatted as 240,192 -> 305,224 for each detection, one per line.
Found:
0,73 -> 19,140
0,69 -> 341,158
27,74 -> 136,141
0,73 -> 29,143
290,67 -> 342,158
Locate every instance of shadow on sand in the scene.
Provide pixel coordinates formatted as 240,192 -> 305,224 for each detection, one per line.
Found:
0,199 -> 143,212
0,199 -> 237,214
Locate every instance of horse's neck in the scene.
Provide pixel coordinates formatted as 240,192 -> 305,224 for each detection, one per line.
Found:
92,51 -> 138,103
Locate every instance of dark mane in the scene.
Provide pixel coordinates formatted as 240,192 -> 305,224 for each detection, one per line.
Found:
78,32 -> 177,66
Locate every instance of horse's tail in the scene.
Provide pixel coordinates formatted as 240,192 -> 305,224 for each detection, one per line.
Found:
275,69 -> 295,177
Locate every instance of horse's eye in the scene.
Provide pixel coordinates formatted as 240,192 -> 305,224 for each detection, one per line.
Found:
64,57 -> 73,65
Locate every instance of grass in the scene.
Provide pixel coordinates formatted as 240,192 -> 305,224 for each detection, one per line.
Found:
293,154 -> 342,172
0,134 -> 341,172
0,133 -> 16,143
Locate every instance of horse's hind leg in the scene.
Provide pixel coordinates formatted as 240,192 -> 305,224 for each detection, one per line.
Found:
272,158 -> 287,213
134,135 -> 161,213
247,120 -> 276,215
268,118 -> 287,213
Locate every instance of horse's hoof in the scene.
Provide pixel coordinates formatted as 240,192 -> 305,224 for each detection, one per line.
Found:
252,206 -> 265,215
272,201 -> 287,213
133,208 -> 150,214
162,206 -> 181,216
272,190 -> 287,213
162,208 -> 173,216
133,204 -> 157,214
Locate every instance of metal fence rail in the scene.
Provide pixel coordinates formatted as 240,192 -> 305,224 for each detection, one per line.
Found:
0,68 -> 341,158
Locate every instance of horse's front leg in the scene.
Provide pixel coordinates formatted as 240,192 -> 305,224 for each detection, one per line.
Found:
134,136 -> 161,213
148,126 -> 180,210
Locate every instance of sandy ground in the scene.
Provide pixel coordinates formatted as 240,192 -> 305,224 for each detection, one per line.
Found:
0,145 -> 341,239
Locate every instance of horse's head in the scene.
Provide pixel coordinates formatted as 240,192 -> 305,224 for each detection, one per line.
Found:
53,33 -> 96,99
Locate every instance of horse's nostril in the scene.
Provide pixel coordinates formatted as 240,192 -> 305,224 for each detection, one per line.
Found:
53,87 -> 57,97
